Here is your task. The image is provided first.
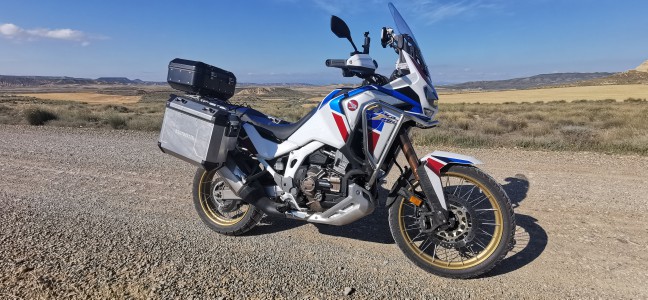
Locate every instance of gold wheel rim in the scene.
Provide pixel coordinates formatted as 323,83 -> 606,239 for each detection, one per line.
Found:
198,170 -> 249,226
398,171 -> 504,270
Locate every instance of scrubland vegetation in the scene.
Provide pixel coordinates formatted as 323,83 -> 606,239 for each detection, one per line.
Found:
1,92 -> 647,155
412,98 -> 648,155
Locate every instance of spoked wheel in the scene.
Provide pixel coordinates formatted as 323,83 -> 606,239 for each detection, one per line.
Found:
193,168 -> 263,236
389,165 -> 515,278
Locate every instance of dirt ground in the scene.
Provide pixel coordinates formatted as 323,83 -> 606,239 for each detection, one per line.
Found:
0,125 -> 646,299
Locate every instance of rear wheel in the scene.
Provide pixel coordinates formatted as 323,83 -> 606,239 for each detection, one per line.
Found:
193,168 -> 263,236
388,165 -> 515,278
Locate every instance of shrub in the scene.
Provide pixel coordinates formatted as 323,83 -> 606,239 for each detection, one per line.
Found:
560,125 -> 597,144
497,117 -> 528,132
127,115 -> 163,131
482,124 -> 508,135
624,97 -> 646,103
24,108 -> 58,125
104,105 -> 130,113
106,115 -> 128,129
0,104 -> 12,113
453,118 -> 472,130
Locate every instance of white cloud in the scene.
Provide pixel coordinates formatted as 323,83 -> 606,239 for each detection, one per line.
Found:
0,23 -> 99,46
297,0 -> 501,23
409,0 -> 502,24
306,0 -> 385,15
312,0 -> 342,14
0,23 -> 21,36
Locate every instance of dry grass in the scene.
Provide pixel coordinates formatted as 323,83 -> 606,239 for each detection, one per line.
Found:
0,94 -> 164,131
413,100 -> 648,155
16,92 -> 141,104
438,84 -> 648,103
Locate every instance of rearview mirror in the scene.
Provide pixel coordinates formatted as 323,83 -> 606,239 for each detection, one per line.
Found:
331,15 -> 359,53
331,15 -> 351,39
380,27 -> 388,48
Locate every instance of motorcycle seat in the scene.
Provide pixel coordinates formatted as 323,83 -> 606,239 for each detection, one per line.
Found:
237,107 -> 317,141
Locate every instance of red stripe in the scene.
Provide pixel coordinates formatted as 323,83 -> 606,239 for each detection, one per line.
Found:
426,158 -> 446,176
369,131 -> 380,153
332,113 -> 348,141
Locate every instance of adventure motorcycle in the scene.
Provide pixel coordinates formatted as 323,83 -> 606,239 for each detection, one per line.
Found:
158,3 -> 515,278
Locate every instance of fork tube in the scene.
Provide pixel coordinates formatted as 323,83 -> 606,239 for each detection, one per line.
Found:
399,131 -> 420,181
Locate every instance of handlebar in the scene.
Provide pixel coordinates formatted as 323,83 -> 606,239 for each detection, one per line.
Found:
325,59 -> 346,68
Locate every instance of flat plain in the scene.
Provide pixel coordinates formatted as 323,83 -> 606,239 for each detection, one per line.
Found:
16,92 -> 141,104
437,84 -> 648,103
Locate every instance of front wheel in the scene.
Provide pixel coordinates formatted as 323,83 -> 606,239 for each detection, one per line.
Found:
388,165 -> 515,278
193,168 -> 263,236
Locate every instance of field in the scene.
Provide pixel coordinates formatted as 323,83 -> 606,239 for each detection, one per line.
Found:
1,85 -> 647,155
438,84 -> 648,103
16,92 -> 141,104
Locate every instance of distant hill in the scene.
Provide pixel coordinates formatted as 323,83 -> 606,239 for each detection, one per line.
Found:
567,70 -> 648,86
0,75 -> 164,87
635,59 -> 648,72
560,60 -> 648,86
443,72 -> 615,91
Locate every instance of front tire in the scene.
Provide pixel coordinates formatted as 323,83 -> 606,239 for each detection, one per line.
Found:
192,168 -> 263,236
388,165 -> 515,278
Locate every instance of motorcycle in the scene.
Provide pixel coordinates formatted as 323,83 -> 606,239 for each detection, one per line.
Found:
158,3 -> 515,278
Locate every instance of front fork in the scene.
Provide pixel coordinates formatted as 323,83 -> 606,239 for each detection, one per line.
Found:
398,131 -> 450,230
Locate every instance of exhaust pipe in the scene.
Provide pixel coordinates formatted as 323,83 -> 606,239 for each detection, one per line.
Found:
217,162 -> 287,218
237,184 -> 286,218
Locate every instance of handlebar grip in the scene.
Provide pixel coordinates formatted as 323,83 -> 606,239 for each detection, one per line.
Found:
325,59 -> 347,68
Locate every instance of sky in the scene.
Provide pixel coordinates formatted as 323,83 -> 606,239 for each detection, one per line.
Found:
1,0 -> 647,84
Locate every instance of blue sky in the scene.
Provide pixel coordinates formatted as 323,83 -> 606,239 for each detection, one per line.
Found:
1,0 -> 647,84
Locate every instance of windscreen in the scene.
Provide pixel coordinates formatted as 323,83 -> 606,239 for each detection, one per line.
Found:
389,2 -> 437,100
388,3 -> 430,78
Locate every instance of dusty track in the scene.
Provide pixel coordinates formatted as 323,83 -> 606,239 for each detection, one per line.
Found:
1,125 -> 646,299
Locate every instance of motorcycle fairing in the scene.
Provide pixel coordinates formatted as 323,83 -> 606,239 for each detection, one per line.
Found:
322,85 -> 423,114
242,84 -> 427,161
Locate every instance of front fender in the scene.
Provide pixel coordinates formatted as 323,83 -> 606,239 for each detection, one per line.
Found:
385,151 -> 482,208
421,150 -> 482,175
419,151 -> 482,210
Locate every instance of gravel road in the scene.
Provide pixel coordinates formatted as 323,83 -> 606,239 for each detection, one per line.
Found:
1,125 -> 647,299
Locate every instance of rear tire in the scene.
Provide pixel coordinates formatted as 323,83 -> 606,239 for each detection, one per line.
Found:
388,165 -> 515,278
192,168 -> 263,236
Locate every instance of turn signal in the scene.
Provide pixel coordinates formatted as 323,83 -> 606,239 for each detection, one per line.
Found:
409,196 -> 423,206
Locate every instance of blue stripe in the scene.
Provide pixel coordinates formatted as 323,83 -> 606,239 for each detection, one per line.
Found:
371,85 -> 423,114
319,89 -> 341,109
328,86 -> 373,113
319,85 -> 424,114
433,156 -> 473,165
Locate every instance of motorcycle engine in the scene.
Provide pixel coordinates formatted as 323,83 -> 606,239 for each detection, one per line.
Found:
294,148 -> 348,212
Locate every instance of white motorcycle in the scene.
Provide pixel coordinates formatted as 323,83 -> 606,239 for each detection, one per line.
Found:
158,3 -> 515,278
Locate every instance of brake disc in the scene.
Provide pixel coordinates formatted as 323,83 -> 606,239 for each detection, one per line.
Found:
430,194 -> 477,248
